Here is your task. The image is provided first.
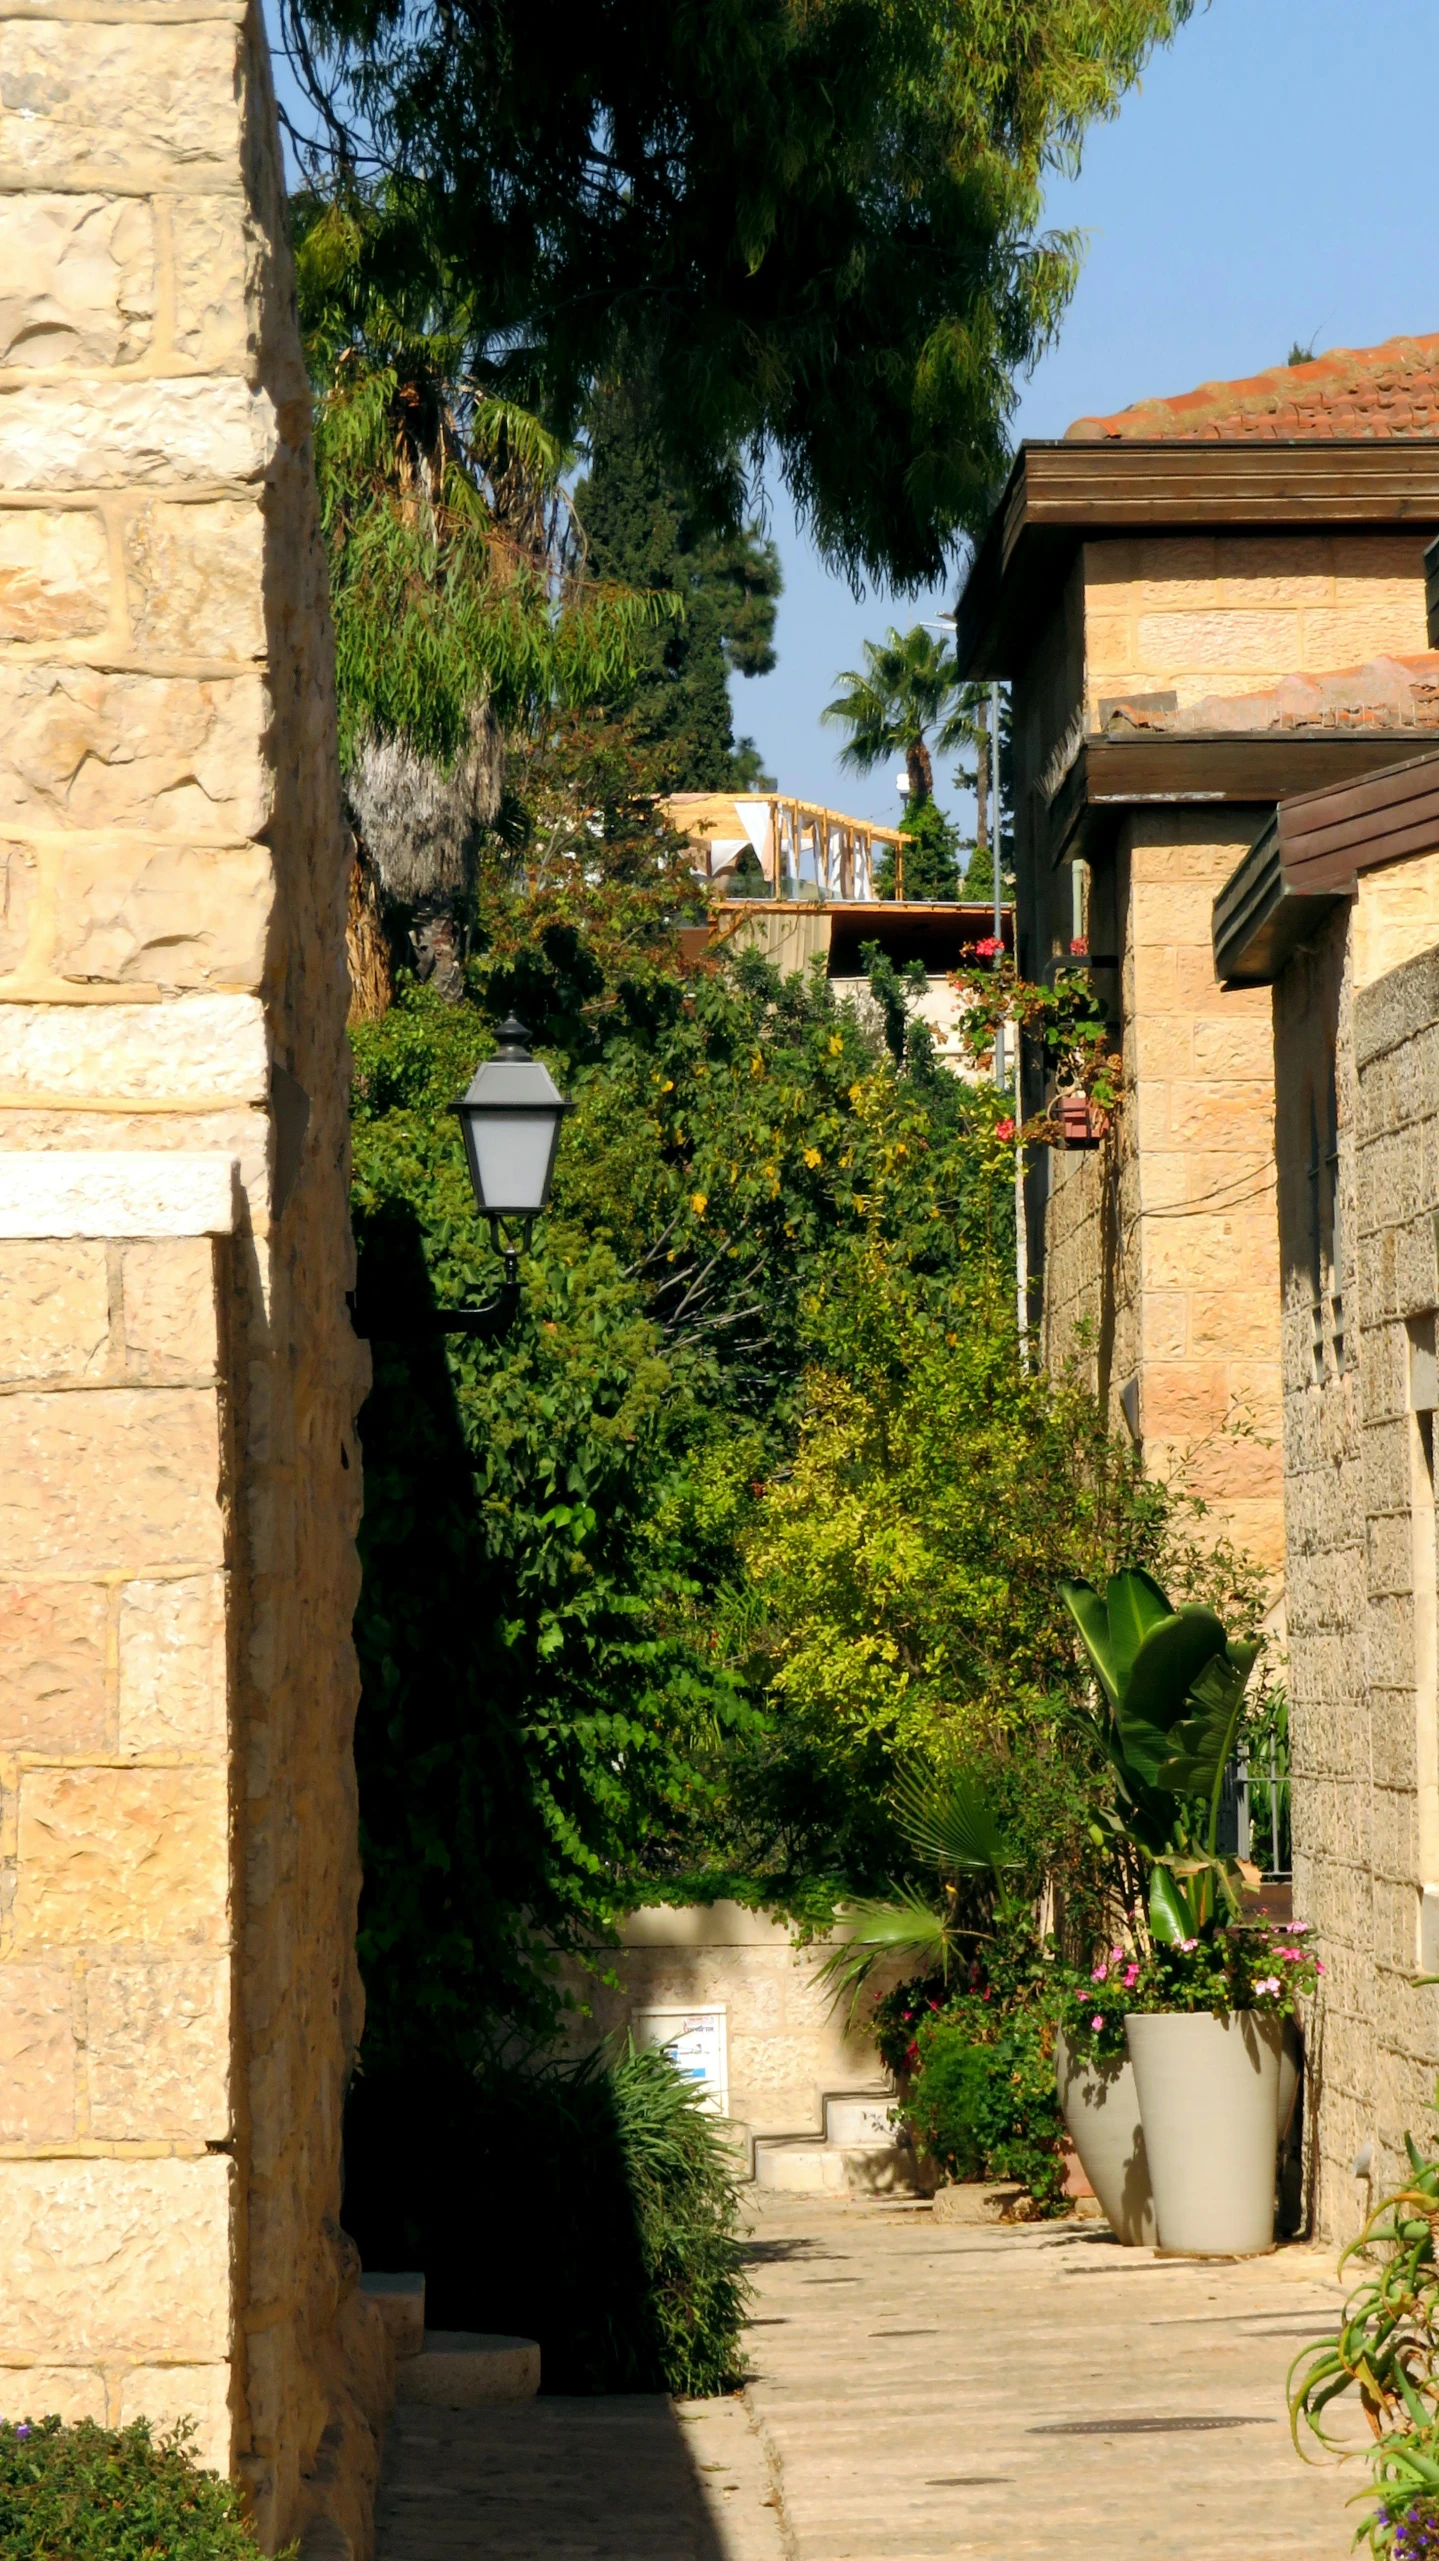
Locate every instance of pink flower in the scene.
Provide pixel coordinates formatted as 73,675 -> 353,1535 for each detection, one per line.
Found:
1281,1949 -> 1302,1963
995,1117 -> 1015,1142
1091,2016 -> 1104,2033
1289,1921 -> 1311,1933
1178,1937 -> 1199,1953
1111,1946 -> 1125,1963
1092,1965 -> 1108,1983
1256,1976 -> 1281,1996
1123,1964 -> 1139,1988
1316,1960 -> 1326,1973
973,936 -> 1002,958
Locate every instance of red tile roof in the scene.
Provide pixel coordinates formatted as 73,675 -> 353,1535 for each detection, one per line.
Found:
1066,331 -> 1439,442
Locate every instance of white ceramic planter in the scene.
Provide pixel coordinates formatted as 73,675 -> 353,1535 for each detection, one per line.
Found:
1054,2029 -> 1156,2246
1126,2010 -> 1283,2256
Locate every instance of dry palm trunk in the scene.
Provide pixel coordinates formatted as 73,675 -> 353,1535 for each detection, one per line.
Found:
346,839 -> 394,1025
342,703 -> 505,1010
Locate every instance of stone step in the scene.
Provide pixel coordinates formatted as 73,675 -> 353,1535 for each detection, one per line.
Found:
359,2271 -> 426,2361
395,2329 -> 541,2406
752,2136 -> 930,2198
823,2092 -> 895,2146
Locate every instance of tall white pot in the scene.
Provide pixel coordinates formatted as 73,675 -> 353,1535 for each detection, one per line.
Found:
1054,2029 -> 1156,2246
1126,2011 -> 1282,2256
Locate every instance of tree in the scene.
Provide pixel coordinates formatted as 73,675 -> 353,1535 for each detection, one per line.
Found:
280,2 -> 1198,587
822,625 -> 978,806
293,187 -> 669,997
575,398 -> 782,792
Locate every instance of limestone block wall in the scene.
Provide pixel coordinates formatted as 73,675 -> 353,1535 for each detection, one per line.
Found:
0,1 -> 382,2551
1080,533 -> 1432,719
1042,810 -> 1284,1571
1279,873 -> 1439,2238
558,1903 -> 897,2142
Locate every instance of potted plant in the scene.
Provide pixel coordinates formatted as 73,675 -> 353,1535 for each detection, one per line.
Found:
1060,1568 -> 1317,2255
1053,1952 -> 1155,2247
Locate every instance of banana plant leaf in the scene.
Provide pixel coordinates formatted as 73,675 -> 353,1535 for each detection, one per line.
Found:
891,1764 -> 1020,1883
1060,1569 -> 1173,1708
1122,1608 -> 1228,1748
1103,1569 -> 1177,1697
1148,1861 -> 1198,1945
1158,1642 -> 1260,1807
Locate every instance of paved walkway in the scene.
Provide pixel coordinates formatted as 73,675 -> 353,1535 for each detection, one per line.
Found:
374,2188 -> 1365,2560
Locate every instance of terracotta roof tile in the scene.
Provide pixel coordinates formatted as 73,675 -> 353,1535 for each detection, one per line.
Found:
1066,331 -> 1439,442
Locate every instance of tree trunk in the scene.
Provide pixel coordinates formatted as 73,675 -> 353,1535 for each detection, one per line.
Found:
906,737 -> 933,803
346,840 -> 394,1025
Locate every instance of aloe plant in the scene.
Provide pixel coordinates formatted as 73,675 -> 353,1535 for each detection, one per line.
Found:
1289,2121 -> 1439,2551
816,1765 -> 1024,2013
1059,1567 -> 1259,1943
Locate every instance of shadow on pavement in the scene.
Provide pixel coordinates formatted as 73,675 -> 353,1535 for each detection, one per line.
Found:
375,2394 -> 734,2561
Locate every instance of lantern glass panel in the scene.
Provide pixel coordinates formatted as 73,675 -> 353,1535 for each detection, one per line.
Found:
458,1107 -> 559,1215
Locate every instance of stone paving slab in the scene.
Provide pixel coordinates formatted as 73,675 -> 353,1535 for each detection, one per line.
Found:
374,2188 -> 1369,2560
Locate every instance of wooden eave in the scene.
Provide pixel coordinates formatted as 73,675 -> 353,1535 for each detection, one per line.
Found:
1212,745 -> 1439,984
955,442 -> 1439,679
1049,730 -> 1439,872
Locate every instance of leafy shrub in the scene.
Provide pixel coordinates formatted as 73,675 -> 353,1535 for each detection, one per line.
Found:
344,2040 -> 748,2394
899,1999 -> 1067,2212
0,2418 -> 281,2560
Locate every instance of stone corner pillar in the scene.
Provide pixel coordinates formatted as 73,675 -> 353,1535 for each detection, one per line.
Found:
0,4 -> 387,2552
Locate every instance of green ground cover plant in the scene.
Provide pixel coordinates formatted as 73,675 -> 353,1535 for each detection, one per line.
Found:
344,2042 -> 748,2393
0,2419 -> 283,2561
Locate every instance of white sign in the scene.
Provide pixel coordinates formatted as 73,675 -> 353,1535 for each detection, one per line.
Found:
633,2007 -> 728,2116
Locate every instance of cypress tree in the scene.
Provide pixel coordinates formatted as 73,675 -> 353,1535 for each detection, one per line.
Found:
576,404 -> 781,791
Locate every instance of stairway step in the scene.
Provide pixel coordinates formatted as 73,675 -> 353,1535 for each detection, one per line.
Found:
395,2330 -> 540,2406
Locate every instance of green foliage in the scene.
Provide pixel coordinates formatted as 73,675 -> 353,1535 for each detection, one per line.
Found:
877,799 -> 963,903
901,1999 -> 1067,2211
343,2043 -> 749,2394
293,186 -> 666,774
816,1762 -> 1026,2011
282,0 -> 1197,586
347,927 -> 1004,2054
0,2419 -> 283,2561
953,952 -> 1121,1108
576,397 -> 782,792
823,625 -> 979,805
1059,1568 -> 1261,1939
1289,2097 -> 1439,2551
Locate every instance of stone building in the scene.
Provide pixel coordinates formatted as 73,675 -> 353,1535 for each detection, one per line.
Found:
1214,752 -> 1439,2234
0,0 -> 383,2551
954,333 -> 1439,1577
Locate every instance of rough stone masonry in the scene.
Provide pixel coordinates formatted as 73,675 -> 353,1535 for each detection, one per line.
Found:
0,2 -> 388,2552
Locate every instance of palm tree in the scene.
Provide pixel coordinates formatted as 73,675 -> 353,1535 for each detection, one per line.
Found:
816,1765 -> 1028,2016
822,626 -> 982,807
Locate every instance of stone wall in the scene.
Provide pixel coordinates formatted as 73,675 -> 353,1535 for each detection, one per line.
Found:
0,2 -> 383,2551
558,1903 -> 899,2145
1042,810 -> 1284,1570
1279,875 -> 1439,2238
1080,533 -> 1431,721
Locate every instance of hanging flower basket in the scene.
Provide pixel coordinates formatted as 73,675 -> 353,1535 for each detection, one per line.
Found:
1047,1093 -> 1108,1149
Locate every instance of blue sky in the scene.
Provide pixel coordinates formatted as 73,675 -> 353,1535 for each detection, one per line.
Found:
736,0 -> 1439,825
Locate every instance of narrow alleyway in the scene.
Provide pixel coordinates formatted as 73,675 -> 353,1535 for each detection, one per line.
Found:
374,2189 -> 1362,2559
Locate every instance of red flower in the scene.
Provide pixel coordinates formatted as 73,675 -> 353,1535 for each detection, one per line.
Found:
973,935 -> 1003,958
1069,936 -> 1089,956
995,1117 -> 1015,1142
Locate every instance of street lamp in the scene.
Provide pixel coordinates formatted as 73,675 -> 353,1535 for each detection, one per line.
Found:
450,1015 -> 574,1273
352,1016 -> 573,1343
